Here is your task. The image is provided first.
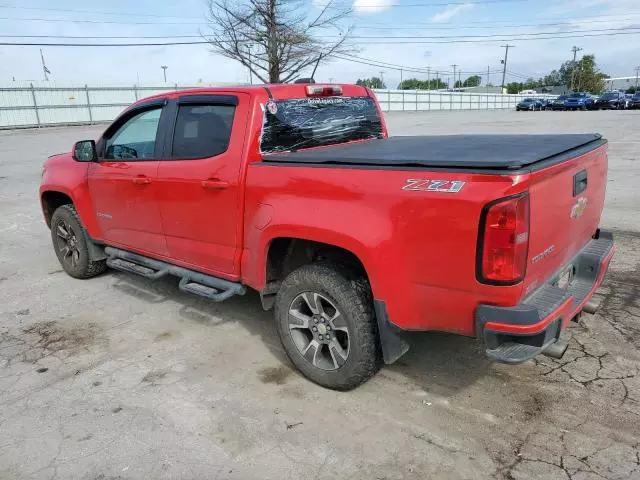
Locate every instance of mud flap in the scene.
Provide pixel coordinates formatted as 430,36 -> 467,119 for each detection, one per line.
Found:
374,300 -> 410,364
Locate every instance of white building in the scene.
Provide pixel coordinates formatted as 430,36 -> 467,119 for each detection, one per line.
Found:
604,77 -> 639,91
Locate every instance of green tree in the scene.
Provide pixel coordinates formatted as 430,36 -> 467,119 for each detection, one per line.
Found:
463,75 -> 481,87
356,77 -> 386,89
558,55 -> 607,93
398,77 -> 446,90
541,70 -> 562,86
506,82 -> 523,94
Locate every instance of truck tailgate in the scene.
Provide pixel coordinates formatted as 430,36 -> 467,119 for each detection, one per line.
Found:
523,143 -> 608,295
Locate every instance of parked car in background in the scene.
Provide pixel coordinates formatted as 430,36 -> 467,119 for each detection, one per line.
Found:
551,95 -> 568,110
564,92 -> 595,110
516,98 -> 543,111
630,92 -> 640,109
537,98 -> 552,110
623,94 -> 633,109
595,91 -> 627,110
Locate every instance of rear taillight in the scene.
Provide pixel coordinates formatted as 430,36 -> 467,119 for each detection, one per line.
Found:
306,85 -> 343,97
477,193 -> 530,285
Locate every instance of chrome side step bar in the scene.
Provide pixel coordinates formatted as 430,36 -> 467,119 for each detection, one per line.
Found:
105,247 -> 246,302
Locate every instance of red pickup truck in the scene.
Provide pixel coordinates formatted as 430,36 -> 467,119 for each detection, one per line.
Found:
40,83 -> 614,390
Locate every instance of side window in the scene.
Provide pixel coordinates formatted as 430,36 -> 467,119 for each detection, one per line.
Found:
171,104 -> 235,159
104,108 -> 162,160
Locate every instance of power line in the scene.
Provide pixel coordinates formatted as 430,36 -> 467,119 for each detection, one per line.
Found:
0,34 -> 204,39
344,0 -> 528,7
0,4 -> 203,19
4,29 -> 640,47
0,16 -> 206,25
355,17 -> 640,31
5,26 -> 640,41
337,27 -> 640,39
358,12 -> 640,26
339,30 -> 640,43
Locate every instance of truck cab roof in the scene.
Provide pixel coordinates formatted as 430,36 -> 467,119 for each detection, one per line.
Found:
127,83 -> 372,108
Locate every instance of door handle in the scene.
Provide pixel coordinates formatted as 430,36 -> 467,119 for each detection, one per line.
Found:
133,175 -> 152,185
201,179 -> 229,190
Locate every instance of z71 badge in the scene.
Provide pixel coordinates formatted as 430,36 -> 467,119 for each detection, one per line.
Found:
402,179 -> 466,193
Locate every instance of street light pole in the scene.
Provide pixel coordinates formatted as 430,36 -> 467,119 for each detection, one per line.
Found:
451,64 -> 457,89
635,66 -> 640,90
161,65 -> 168,83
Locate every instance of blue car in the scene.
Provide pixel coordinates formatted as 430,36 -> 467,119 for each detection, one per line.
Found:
564,92 -> 595,111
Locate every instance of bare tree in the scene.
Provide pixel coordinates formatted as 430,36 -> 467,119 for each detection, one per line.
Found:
204,0 -> 354,84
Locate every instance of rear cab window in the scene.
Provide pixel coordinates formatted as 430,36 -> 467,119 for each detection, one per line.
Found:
260,96 -> 383,154
172,104 -> 236,159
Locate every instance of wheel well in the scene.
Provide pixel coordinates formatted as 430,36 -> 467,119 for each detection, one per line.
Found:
41,191 -> 73,227
266,238 -> 368,286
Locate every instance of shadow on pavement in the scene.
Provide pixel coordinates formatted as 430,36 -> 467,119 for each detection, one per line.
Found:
109,271 -> 491,395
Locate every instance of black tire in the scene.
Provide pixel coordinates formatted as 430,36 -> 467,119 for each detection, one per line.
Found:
50,204 -> 107,279
274,263 -> 381,390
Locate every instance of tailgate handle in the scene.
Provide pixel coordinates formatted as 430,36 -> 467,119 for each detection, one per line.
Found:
573,170 -> 588,196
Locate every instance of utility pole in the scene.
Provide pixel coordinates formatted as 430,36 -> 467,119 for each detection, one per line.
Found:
40,49 -> 50,81
451,64 -> 457,89
379,70 -> 385,88
635,66 -> 640,90
487,66 -> 490,93
400,68 -> 403,88
569,46 -> 582,91
500,45 -> 514,93
427,66 -> 431,90
161,65 -> 168,83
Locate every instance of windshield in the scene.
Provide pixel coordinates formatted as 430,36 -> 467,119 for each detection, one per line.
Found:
569,93 -> 586,98
260,96 -> 383,154
522,98 -> 534,102
634,93 -> 640,99
601,93 -> 618,100
555,96 -> 567,101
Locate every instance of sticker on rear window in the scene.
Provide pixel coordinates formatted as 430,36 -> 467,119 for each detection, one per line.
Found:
266,100 -> 278,115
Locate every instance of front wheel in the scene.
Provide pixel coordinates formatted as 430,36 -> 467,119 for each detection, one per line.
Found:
50,204 -> 107,279
274,263 -> 381,390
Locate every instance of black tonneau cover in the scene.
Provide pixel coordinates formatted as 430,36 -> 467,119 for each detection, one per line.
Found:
262,134 -> 604,170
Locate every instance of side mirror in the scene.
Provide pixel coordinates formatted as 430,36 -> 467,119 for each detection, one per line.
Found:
72,140 -> 97,162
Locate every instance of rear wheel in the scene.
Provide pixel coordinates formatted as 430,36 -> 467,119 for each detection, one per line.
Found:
50,205 -> 107,279
274,263 -> 381,390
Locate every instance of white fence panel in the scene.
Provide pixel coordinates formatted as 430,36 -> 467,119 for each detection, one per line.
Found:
0,84 -> 557,129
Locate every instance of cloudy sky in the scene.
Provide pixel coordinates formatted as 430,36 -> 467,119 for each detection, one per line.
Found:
0,0 -> 638,87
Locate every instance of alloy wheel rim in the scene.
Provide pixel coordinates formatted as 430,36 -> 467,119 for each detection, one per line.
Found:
288,292 -> 350,371
55,219 -> 80,268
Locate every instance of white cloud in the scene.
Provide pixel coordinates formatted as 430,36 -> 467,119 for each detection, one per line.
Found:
430,3 -> 474,23
352,0 -> 394,14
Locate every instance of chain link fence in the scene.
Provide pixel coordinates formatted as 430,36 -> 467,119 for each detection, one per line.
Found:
0,83 -> 555,129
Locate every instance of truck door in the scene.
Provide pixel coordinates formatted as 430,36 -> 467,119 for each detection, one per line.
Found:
88,99 -> 169,256
155,93 -> 249,278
